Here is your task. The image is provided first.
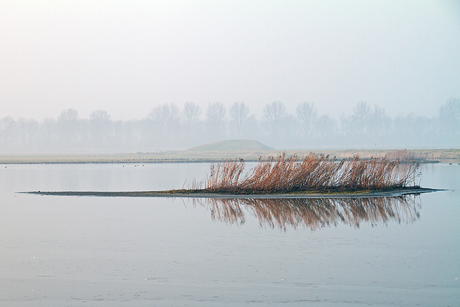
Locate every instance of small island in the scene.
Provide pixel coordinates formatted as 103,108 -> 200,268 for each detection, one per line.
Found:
25,153 -> 439,198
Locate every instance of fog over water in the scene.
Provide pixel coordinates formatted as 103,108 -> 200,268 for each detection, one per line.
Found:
0,1 -> 459,152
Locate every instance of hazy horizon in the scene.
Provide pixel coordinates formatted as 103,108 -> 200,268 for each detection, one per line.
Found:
0,99 -> 458,153
1,1 -> 459,122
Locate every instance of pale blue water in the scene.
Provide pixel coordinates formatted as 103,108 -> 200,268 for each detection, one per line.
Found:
0,163 -> 459,306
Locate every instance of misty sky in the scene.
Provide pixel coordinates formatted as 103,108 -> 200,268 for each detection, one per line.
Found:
1,0 -> 459,121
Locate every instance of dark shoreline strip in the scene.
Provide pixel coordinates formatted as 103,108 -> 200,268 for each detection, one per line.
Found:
21,188 -> 442,199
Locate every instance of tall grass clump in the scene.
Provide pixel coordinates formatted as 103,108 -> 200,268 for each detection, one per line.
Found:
202,153 -> 420,194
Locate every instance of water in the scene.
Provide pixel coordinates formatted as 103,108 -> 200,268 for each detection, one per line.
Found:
0,163 -> 459,306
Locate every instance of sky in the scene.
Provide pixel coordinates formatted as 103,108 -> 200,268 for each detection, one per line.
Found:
0,0 -> 459,121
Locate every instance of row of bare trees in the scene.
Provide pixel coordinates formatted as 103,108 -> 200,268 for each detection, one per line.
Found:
0,99 -> 458,153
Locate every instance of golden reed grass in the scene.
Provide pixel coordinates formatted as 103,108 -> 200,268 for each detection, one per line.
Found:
200,153 -> 420,193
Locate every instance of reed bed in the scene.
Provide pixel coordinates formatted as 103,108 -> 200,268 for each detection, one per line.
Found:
194,196 -> 420,230
201,153 -> 420,194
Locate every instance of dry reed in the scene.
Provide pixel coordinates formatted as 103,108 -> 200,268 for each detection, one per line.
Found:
201,153 -> 420,194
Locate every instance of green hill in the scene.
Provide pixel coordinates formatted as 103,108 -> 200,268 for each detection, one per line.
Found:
188,140 -> 273,152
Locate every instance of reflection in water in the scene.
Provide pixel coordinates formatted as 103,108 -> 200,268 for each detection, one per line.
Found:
193,196 -> 421,230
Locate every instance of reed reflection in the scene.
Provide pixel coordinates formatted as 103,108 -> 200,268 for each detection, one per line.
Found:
193,196 -> 421,230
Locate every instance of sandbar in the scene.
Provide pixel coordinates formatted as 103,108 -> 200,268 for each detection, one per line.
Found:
22,187 -> 441,198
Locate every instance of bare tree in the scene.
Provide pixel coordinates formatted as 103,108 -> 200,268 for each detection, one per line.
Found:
39,118 -> 58,151
58,108 -> 78,122
296,102 -> 317,139
149,103 -> 181,147
17,118 -> 39,148
263,101 -> 286,122
316,114 -> 337,139
181,102 -> 202,146
89,110 -> 112,146
370,104 -> 391,137
149,103 -> 180,128
437,97 -> 460,146
352,101 -> 371,135
57,108 -> 80,147
182,102 -> 201,131
393,112 -> 416,146
438,97 -> 460,124
0,116 -> 18,150
229,102 -> 249,138
206,102 -> 227,141
263,101 -> 286,138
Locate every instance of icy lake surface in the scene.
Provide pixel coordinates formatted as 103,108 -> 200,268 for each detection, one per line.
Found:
0,162 -> 459,306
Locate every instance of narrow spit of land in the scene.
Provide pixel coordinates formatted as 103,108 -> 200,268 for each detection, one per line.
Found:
24,188 -> 439,198
23,153 -> 443,198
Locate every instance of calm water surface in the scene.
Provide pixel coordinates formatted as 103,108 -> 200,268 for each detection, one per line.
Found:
0,163 -> 459,306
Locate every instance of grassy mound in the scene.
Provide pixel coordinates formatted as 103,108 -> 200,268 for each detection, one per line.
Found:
188,140 -> 273,152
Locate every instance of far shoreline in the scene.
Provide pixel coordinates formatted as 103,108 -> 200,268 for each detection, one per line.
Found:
1,148 -> 459,164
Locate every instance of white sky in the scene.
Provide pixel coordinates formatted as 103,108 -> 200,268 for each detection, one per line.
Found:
0,0 -> 459,121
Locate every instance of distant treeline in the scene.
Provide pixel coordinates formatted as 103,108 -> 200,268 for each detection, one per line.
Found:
0,98 -> 459,153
